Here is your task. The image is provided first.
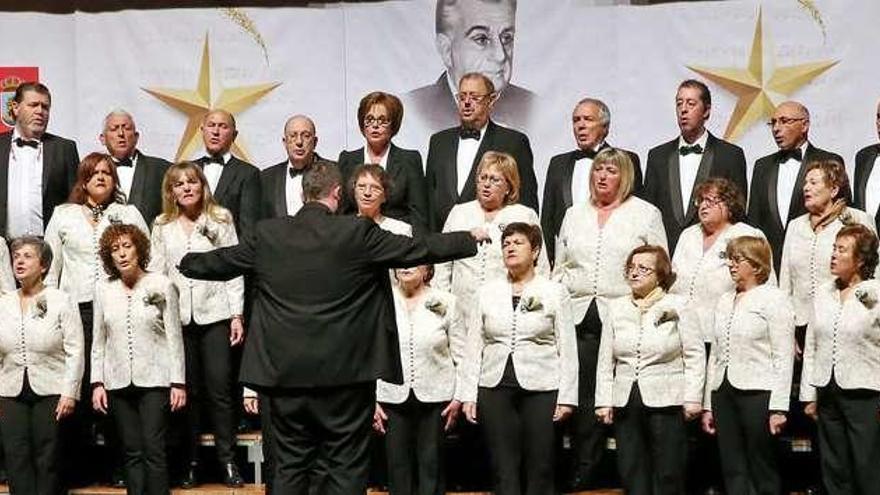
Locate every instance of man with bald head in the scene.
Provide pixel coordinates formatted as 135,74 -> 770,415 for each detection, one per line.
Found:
261,115 -> 334,219
197,109 -> 261,237
541,98 -> 642,266
405,0 -> 536,133
100,110 -> 170,226
748,101 -> 846,271
853,100 -> 880,232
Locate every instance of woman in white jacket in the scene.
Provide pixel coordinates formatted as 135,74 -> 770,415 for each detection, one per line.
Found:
701,236 -> 794,495
372,264 -> 466,495
595,244 -> 704,495
149,162 -> 245,487
462,222 -> 577,495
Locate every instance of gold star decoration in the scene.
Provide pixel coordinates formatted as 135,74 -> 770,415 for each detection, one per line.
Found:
687,8 -> 838,142
142,34 -> 280,161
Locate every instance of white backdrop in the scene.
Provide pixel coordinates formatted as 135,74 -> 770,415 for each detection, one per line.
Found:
0,0 -> 876,194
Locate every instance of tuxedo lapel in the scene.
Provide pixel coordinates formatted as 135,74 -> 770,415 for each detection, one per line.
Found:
686,136 -> 716,221
128,154 -> 147,207
41,135 -> 56,195
386,144 -> 403,178
788,146 -> 813,223
0,134 -> 10,207
441,134 -> 460,204
561,152 -> 576,208
274,162 -> 287,217
213,158 -> 236,201
766,159 -> 786,233
666,145 -> 684,224
857,145 -> 879,207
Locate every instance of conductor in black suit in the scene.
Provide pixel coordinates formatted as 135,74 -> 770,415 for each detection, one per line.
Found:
641,79 -> 747,254
404,0 -> 536,134
261,114 -> 334,219
748,101 -> 847,272
196,110 -> 261,237
99,110 -> 170,227
425,72 -> 537,231
542,97 -> 642,266
179,162 -> 481,495
854,100 -> 880,232
339,91 -> 428,233
0,82 -> 78,238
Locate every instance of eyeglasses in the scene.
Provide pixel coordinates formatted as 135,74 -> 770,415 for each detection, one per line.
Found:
693,196 -> 724,208
720,252 -> 748,264
477,174 -> 506,187
766,117 -> 806,127
363,116 -> 391,128
456,92 -> 493,104
355,183 -> 384,194
626,264 -> 655,276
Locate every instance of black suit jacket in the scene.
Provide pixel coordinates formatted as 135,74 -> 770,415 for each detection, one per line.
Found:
747,144 -> 847,272
338,144 -> 428,233
178,202 -> 477,388
405,72 -> 535,134
128,152 -> 170,228
0,131 -> 78,236
541,145 -> 642,267
259,154 -> 334,220
854,143 -> 880,231
641,132 -> 747,254
198,155 -> 261,237
425,120 -> 537,231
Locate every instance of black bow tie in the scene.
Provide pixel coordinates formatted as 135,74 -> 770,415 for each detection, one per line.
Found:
201,155 -> 225,166
572,148 -> 597,161
14,137 -> 38,149
459,128 -> 481,141
779,148 -> 803,162
289,165 -> 306,179
116,157 -> 133,168
679,144 -> 703,156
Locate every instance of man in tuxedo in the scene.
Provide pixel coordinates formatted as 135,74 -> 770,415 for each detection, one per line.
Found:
748,101 -> 846,272
425,72 -> 537,231
197,109 -> 261,237
99,110 -> 170,227
0,82 -> 78,238
179,162 -> 480,495
261,115 -> 334,219
542,98 -> 642,266
854,100 -> 880,232
641,79 -> 747,254
404,0 -> 536,134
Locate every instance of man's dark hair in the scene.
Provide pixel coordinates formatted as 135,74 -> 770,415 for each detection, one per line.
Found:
303,161 -> 342,202
13,82 -> 51,104
678,79 -> 711,107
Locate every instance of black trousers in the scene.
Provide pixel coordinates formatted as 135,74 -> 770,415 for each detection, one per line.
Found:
479,385 -> 557,495
712,378 -> 781,495
570,300 -> 606,485
259,392 -> 275,494
110,387 -> 171,495
180,320 -> 236,465
614,385 -> 687,495
381,393 -> 446,495
0,377 -> 63,495
268,382 -> 374,495
816,377 -> 880,495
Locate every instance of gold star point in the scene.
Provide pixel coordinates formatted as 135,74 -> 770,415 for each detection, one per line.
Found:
687,8 -> 837,142
142,33 -> 281,162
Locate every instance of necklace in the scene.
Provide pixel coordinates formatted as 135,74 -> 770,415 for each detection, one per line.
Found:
87,202 -> 107,223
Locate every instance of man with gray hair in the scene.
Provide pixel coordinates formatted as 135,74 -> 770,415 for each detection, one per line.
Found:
541,98 -> 642,266
405,0 -> 536,133
99,110 -> 170,226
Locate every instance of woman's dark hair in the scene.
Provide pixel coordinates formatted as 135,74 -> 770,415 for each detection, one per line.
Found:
68,152 -> 126,205
501,222 -> 543,267
625,244 -> 676,291
837,224 -> 879,281
348,163 -> 393,210
98,224 -> 150,280
10,236 -> 53,279
694,177 -> 746,223
357,91 -> 404,137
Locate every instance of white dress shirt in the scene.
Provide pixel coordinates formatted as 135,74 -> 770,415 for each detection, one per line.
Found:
114,153 -> 138,199
775,142 -> 807,224
455,123 -> 488,194
149,209 -> 244,325
677,131 -> 709,210
553,197 -> 667,324
570,143 -> 604,205
462,275 -> 578,406
44,203 -> 149,303
285,163 -> 306,216
91,272 -> 185,390
704,284 -> 794,411
595,293 -> 705,408
434,201 -> 548,321
7,129 -> 44,237
865,154 -> 880,221
377,286 -> 466,404
801,280 -> 880,401
363,146 -> 389,169
0,287 -> 84,399
203,151 -> 232,194
780,208 -> 876,325
670,222 -> 772,341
